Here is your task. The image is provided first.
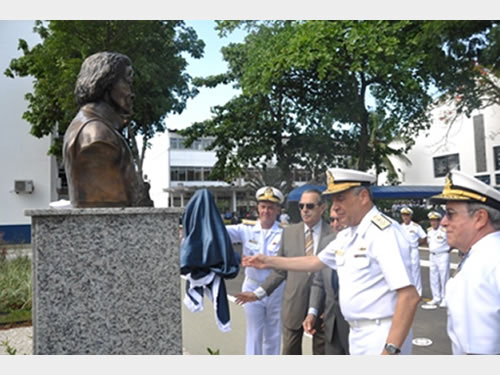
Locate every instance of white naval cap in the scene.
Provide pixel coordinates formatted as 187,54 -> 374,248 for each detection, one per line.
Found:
431,169 -> 500,211
428,211 -> 442,220
322,168 -> 376,196
256,186 -> 284,204
400,206 -> 413,215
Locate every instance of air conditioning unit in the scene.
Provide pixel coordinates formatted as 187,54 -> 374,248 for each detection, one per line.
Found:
14,180 -> 34,194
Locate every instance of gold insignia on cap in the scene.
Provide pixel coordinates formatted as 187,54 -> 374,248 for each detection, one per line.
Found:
258,187 -> 280,203
371,214 -> 391,230
428,212 -> 441,220
323,170 -> 362,195
263,187 -> 274,199
434,173 -> 487,203
327,170 -> 335,191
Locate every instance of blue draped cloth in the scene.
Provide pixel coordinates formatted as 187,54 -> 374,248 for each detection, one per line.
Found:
180,189 -> 240,332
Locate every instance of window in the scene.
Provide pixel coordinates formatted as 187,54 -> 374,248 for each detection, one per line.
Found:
293,169 -> 311,182
495,174 -> 500,186
170,136 -> 214,151
494,146 -> 500,170
433,154 -> 460,178
171,167 -> 211,181
475,174 -> 490,185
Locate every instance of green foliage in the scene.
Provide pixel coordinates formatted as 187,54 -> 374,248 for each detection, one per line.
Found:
4,20 -> 205,169
185,20 -> 497,181
1,340 -> 18,355
206,347 -> 220,355
0,256 -> 32,313
0,309 -> 32,325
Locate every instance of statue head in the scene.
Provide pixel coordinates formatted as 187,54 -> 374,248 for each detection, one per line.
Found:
74,52 -> 134,122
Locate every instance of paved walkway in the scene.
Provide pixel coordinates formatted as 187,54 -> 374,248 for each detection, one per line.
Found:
0,326 -> 32,355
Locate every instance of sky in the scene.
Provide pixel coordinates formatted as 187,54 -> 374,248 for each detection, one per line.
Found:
0,20 -> 246,133
165,20 -> 246,131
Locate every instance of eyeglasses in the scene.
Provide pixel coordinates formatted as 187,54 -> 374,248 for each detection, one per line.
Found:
299,203 -> 317,210
329,217 -> 339,223
444,207 -> 479,220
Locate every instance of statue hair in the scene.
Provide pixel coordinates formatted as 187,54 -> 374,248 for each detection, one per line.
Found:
74,52 -> 131,105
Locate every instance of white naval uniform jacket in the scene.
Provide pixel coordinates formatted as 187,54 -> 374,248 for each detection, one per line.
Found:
445,231 -> 500,354
226,220 -> 283,284
427,226 -> 449,253
318,206 -> 413,322
401,221 -> 427,250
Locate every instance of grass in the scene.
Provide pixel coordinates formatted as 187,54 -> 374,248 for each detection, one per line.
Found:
0,256 -> 32,325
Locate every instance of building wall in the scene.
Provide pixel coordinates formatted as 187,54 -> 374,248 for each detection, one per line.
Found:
0,20 -> 56,243
387,103 -> 500,187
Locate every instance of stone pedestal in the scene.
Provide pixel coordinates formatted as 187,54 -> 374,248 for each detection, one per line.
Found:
26,207 -> 184,354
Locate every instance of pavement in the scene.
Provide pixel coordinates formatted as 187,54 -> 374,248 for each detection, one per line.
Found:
0,247 -> 459,355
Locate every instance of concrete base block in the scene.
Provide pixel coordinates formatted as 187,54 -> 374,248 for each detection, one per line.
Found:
26,207 -> 183,354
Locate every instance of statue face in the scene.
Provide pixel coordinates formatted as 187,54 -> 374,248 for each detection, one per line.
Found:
110,64 -> 134,120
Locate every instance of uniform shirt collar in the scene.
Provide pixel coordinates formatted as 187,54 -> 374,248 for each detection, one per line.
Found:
349,205 -> 379,238
255,220 -> 280,233
304,220 -> 323,235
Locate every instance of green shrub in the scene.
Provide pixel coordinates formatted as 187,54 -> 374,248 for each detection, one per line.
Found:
0,256 -> 32,313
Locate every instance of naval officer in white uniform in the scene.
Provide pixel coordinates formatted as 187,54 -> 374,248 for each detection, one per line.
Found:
431,170 -> 500,355
400,206 -> 426,296
226,186 -> 285,355
425,211 -> 450,307
242,168 -> 420,355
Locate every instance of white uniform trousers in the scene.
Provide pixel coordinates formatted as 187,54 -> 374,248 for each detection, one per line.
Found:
242,277 -> 285,355
410,246 -> 422,295
429,252 -> 450,302
348,318 -> 413,355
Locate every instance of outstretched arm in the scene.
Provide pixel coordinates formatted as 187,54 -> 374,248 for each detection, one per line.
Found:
242,253 -> 325,272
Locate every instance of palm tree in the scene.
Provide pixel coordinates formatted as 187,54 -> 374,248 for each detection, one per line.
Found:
349,110 -> 412,185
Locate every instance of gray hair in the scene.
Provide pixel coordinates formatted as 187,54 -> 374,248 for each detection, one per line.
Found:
301,189 -> 325,204
351,186 -> 373,201
75,52 -> 132,105
467,202 -> 500,230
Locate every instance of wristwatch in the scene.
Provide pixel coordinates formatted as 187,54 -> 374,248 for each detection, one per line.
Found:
384,343 -> 401,355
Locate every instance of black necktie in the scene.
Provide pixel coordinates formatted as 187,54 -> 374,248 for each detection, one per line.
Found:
331,269 -> 339,296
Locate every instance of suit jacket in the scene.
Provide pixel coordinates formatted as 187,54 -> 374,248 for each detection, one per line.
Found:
309,233 -> 350,354
261,220 -> 331,330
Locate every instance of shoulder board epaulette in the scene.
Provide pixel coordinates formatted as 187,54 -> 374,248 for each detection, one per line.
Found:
440,227 -> 447,232
427,227 -> 432,232
241,219 -> 257,226
371,214 -> 391,230
279,223 -> 289,228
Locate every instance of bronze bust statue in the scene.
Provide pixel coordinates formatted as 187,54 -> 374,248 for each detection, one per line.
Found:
63,52 -> 153,208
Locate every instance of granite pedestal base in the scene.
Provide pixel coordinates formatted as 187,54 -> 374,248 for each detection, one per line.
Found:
26,207 -> 184,354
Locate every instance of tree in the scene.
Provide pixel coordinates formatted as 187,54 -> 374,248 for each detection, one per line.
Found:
424,21 -> 500,125
198,20 -> 497,175
4,20 -> 204,177
348,109 -> 412,184
181,22 -> 353,190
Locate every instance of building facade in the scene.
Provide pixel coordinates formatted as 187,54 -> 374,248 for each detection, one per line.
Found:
142,130 -> 262,217
0,21 -> 59,244
387,102 -> 500,188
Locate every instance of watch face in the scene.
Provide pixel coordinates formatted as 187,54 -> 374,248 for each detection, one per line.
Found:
385,344 -> 400,354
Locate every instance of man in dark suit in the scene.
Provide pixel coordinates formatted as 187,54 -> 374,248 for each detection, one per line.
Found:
236,189 -> 331,354
303,207 -> 350,354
